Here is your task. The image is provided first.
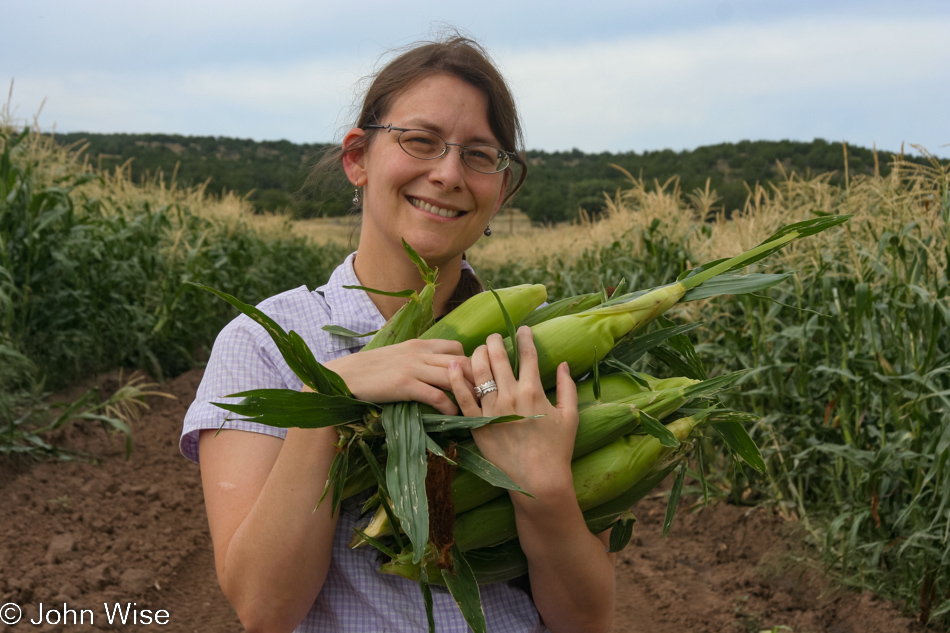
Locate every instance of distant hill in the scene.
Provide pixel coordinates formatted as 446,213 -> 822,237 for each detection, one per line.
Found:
52,132 -> 937,224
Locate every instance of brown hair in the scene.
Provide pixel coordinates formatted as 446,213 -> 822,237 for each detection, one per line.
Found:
349,35 -> 527,204
305,33 -> 526,307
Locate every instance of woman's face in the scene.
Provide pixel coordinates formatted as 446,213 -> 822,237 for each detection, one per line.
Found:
347,73 -> 508,269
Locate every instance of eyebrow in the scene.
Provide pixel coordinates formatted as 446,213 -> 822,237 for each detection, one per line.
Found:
402,117 -> 500,147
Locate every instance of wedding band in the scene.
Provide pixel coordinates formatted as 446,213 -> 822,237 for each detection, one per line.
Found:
474,380 -> 498,399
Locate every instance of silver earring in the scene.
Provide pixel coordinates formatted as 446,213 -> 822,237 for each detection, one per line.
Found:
484,225 -> 492,237
352,188 -> 360,206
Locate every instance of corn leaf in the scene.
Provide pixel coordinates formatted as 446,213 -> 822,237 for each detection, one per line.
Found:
402,238 -> 437,281
356,438 -> 406,550
321,325 -> 379,338
352,528 -> 399,560
455,443 -> 531,496
662,461 -> 687,537
681,370 -> 750,400
425,434 -> 457,466
330,438 -> 353,513
608,511 -> 637,552
607,322 -> 703,367
342,285 -> 415,298
213,389 -> 370,428
441,545 -> 487,633
592,347 -> 602,400
655,316 -> 707,380
362,242 -> 437,351
421,413 -> 529,432
518,291 -> 603,328
490,284 -> 519,377
680,272 -> 793,301
639,411 -> 680,447
191,283 -> 351,396
419,565 -> 436,633
381,401 -> 429,563
709,412 -> 766,472
317,448 -> 347,515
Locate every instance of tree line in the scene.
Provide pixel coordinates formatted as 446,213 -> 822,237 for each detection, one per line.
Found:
52,132 -> 937,224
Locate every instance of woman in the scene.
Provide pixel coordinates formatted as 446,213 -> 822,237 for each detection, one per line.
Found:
181,35 -> 615,633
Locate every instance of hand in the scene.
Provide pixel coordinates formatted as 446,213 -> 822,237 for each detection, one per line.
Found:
449,326 -> 579,497
324,338 -> 473,415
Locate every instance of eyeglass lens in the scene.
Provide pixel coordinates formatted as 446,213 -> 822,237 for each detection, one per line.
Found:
396,129 -> 509,173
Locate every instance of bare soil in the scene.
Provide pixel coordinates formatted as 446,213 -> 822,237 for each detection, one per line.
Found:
0,369 -> 926,633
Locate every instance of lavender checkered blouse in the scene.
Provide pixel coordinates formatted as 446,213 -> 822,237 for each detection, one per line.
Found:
181,253 -> 547,633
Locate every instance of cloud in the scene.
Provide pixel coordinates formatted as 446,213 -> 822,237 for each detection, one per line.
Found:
4,8 -> 948,155
501,15 -> 950,153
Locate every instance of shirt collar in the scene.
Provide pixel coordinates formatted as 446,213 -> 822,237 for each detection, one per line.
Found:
320,252 -> 387,354
319,252 -> 477,355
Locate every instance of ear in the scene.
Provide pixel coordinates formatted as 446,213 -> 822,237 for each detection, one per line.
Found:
342,127 -> 367,186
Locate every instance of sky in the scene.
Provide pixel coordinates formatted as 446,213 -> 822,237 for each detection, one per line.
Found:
2,0 -> 949,157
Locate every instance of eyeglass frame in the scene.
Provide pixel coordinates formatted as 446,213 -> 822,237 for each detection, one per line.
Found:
362,123 -> 517,175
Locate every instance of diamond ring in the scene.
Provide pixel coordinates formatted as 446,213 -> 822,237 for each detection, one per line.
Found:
474,380 -> 498,399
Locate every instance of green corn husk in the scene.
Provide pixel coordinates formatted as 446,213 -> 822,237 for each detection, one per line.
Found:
381,540 -> 529,585
517,291 -> 603,328
354,383 -> 694,545
420,284 -> 547,355
360,241 -> 439,352
504,216 -> 852,390
383,459 -> 679,586
570,372 -> 697,408
451,415 -> 702,552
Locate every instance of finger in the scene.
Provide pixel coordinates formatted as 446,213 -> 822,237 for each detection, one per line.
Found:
419,386 -> 459,416
484,333 -> 516,390
407,362 -> 472,392
515,325 -> 544,391
425,354 -> 475,384
410,338 -> 465,356
554,361 -> 578,416
471,344 -> 499,410
449,361 -> 481,417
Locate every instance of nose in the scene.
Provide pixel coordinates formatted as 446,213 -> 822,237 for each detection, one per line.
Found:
428,144 -> 466,190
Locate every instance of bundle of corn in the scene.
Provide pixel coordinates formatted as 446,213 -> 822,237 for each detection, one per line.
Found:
195,216 -> 849,633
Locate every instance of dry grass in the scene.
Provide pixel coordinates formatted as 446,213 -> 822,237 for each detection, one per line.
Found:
12,115 -> 946,282
472,151 -> 948,279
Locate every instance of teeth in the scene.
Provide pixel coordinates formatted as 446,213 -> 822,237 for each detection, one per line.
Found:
410,197 -> 461,218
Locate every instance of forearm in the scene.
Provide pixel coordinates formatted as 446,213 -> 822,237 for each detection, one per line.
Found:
513,485 -> 615,633
202,427 -> 341,633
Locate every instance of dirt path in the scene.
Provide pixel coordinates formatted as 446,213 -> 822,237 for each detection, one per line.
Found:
0,369 -> 925,632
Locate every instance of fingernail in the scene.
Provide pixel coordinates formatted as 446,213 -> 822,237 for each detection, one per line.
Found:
449,361 -> 458,370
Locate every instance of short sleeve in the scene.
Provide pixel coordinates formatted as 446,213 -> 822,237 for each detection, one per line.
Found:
179,286 -> 329,463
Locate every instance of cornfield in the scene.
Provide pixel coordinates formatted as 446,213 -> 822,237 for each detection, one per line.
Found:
2,119 -> 948,626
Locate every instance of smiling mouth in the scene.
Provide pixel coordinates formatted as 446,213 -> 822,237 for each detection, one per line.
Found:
408,196 -> 466,219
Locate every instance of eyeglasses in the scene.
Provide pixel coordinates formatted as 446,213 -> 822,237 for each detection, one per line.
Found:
363,124 -> 514,174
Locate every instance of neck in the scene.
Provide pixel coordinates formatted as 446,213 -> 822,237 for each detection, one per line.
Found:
352,248 -> 463,321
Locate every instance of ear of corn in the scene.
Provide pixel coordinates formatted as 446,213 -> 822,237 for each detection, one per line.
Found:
450,414 -> 703,552
355,380 -> 699,544
505,217 -> 852,390
420,284 -> 547,355
572,372 -> 697,407
360,240 -> 438,351
199,217 -> 851,632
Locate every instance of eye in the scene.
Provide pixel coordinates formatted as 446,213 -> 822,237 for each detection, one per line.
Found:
465,145 -> 502,170
399,130 -> 444,157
